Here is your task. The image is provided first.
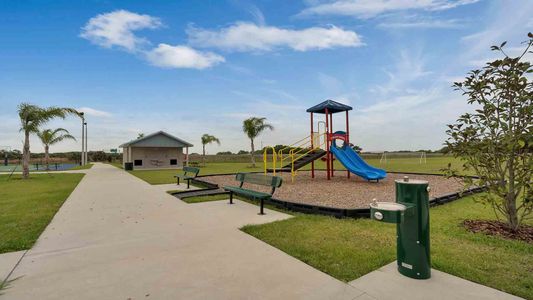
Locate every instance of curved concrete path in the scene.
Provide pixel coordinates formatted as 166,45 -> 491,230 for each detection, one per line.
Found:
2,163 -> 365,299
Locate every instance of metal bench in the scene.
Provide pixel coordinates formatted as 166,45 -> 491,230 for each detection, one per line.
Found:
223,173 -> 283,215
174,166 -> 200,189
188,161 -> 200,167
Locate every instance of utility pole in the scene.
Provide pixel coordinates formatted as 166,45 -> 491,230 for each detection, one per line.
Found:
84,121 -> 88,164
80,112 -> 85,165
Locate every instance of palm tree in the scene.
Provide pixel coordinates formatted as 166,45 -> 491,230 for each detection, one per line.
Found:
201,134 -> 220,166
18,103 -> 78,178
242,117 -> 274,167
37,128 -> 76,170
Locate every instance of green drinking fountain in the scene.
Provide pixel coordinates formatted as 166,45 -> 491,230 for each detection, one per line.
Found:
370,176 -> 431,279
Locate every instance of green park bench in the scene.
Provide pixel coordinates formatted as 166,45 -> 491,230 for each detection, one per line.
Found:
188,161 -> 200,167
223,173 -> 283,215
174,166 -> 200,189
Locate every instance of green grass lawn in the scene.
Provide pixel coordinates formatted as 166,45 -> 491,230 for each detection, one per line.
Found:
242,196 -> 533,299
0,173 -> 84,253
69,163 -> 93,170
129,156 -> 464,185
107,162 -> 123,169
129,162 -> 262,184
299,155 -> 466,174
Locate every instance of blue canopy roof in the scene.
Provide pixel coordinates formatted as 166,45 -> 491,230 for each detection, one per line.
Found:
306,99 -> 353,114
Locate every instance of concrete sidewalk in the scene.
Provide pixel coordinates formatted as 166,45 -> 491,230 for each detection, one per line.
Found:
2,163 -> 365,299
2,163 -> 522,299
349,262 -> 522,300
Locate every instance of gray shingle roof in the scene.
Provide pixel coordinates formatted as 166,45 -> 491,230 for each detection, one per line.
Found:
119,131 -> 193,148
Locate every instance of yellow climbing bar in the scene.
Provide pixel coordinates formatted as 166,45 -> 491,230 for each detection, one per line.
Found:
263,146 -> 277,175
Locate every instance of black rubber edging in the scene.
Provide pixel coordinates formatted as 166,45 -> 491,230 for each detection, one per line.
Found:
169,178 -> 220,197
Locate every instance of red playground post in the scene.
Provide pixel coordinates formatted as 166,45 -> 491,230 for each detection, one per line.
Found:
306,99 -> 353,180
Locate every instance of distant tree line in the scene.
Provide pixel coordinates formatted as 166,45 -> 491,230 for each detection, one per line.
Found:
1,149 -> 121,163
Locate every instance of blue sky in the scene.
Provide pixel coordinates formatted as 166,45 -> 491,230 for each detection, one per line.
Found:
1,0 -> 532,154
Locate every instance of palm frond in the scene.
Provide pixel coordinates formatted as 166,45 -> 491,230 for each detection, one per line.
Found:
49,134 -> 76,144
201,134 -> 221,145
242,117 -> 273,139
37,127 -> 76,145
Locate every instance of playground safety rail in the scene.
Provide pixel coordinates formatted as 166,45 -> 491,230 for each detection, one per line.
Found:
288,132 -> 327,182
263,146 -> 277,175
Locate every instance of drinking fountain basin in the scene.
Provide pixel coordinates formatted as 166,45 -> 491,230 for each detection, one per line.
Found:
370,201 -> 407,223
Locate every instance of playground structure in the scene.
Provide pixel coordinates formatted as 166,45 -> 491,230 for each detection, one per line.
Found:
264,100 -> 386,182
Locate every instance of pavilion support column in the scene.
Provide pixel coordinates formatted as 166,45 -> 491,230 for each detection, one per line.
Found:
185,147 -> 189,167
310,112 -> 315,179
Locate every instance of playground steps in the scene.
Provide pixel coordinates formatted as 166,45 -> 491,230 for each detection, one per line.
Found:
267,149 -> 327,173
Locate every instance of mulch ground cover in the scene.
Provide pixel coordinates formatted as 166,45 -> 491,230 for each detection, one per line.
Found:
201,171 -> 464,209
463,219 -> 533,243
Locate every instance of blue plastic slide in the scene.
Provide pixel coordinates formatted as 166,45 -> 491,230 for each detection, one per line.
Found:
330,145 -> 387,181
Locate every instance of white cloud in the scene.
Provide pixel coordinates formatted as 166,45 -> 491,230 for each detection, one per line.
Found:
145,44 -> 225,69
246,4 -> 266,26
299,0 -> 480,19
378,18 -> 464,29
80,10 -> 161,52
81,10 -> 226,70
187,22 -> 363,52
373,49 -> 432,95
78,107 -> 113,118
459,1 -> 533,62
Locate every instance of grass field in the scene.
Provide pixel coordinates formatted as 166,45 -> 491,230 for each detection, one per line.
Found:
128,156 -> 464,185
107,162 -> 123,169
242,196 -> 533,299
129,162 -> 262,184
0,173 -> 84,253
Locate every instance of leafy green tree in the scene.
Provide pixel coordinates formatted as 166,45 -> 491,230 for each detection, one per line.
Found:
437,146 -> 449,154
445,33 -> 532,231
242,117 -> 274,167
37,128 -> 76,170
201,134 -> 220,166
217,151 -> 233,155
18,103 -> 78,178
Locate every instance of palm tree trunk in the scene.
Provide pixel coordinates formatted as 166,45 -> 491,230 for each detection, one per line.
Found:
250,139 -> 255,167
22,130 -> 30,179
202,144 -> 206,167
44,145 -> 50,170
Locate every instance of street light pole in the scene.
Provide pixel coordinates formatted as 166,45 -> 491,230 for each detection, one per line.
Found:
84,122 -> 88,164
80,112 -> 85,165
